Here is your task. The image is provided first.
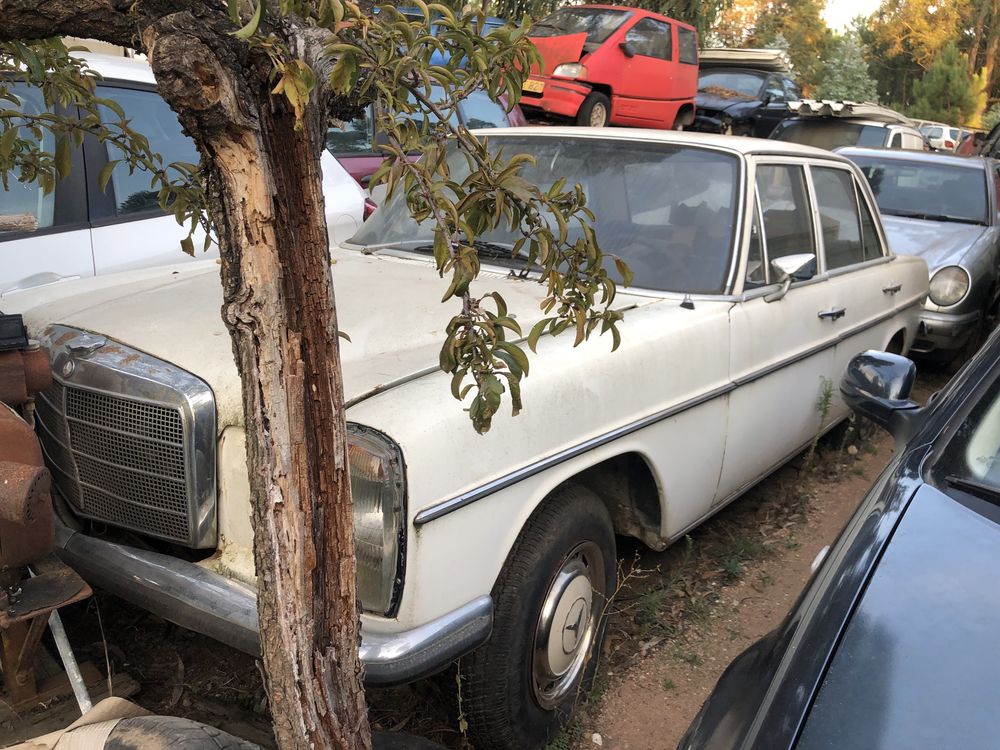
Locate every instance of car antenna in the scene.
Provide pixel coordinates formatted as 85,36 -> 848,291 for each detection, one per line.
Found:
681,295 -> 695,310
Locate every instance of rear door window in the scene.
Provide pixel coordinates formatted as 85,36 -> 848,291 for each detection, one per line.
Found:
812,166 -> 866,270
755,164 -> 816,277
625,18 -> 672,60
95,85 -> 200,220
678,27 -> 698,65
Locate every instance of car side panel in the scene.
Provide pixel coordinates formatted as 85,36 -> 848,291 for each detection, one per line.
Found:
346,300 -> 733,630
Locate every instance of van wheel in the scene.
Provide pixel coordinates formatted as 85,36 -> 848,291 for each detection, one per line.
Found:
461,485 -> 616,750
577,93 -> 611,127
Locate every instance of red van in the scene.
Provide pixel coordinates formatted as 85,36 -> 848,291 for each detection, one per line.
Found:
521,5 -> 698,129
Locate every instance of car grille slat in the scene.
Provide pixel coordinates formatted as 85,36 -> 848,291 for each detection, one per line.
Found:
35,327 -> 217,549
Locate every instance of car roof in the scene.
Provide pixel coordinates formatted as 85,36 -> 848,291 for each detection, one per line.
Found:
75,52 -> 155,85
474,126 -> 853,161
838,146 -> 990,169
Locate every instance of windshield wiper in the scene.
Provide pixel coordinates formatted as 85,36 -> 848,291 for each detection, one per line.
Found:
882,209 -> 981,224
946,475 -> 1000,505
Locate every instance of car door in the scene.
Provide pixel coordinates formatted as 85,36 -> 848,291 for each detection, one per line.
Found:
613,16 -> 674,126
87,83 -> 210,275
715,160 -> 837,504
0,85 -> 92,293
753,75 -> 788,137
813,163 -> 912,383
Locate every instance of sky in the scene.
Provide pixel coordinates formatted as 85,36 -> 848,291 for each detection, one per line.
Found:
823,0 -> 882,31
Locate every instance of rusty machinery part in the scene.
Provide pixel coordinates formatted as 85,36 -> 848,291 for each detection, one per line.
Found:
0,347 -> 51,406
0,403 -> 54,571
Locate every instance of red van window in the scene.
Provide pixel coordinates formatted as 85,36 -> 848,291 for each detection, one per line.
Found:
624,18 -> 672,60
678,27 -> 698,65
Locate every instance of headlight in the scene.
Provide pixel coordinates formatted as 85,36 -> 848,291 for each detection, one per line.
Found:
348,425 -> 405,616
553,63 -> 587,79
928,265 -> 971,307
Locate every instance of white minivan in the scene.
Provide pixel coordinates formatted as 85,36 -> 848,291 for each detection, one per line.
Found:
1,54 -> 366,294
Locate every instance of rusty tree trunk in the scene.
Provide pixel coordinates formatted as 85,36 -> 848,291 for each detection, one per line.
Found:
142,12 -> 372,750
3,4 -> 372,748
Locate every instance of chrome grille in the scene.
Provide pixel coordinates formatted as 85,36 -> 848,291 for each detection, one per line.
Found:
36,326 -> 217,549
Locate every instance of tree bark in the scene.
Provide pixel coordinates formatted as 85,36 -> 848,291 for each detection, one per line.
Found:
2,4 -> 372,749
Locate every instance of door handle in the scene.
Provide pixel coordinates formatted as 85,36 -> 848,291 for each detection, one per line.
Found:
818,307 -> 846,321
882,283 -> 902,295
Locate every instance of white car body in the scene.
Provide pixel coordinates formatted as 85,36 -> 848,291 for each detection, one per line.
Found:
2,129 -> 928,736
0,53 -> 365,294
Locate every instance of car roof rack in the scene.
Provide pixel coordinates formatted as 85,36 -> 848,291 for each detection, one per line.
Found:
786,100 -> 915,126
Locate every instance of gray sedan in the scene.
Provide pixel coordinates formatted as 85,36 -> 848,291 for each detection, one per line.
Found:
840,147 -> 1000,364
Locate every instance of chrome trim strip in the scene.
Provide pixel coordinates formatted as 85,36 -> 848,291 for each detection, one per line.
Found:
415,296 -> 923,525
413,382 -> 737,525
53,514 -> 491,685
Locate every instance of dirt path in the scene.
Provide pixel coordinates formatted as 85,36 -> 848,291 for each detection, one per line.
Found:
580,432 -> 896,749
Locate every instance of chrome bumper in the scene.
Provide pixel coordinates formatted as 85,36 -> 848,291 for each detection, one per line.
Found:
53,517 -> 492,686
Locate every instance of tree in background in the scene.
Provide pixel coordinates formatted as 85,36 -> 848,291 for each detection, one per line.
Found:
910,43 -> 978,124
707,0 -> 765,47
814,31 -> 879,102
983,102 -> 1000,130
749,0 -> 831,90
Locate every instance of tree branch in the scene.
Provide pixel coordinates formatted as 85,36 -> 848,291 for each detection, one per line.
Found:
0,0 -> 138,48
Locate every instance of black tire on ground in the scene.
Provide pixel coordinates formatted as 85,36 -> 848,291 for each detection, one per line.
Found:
576,92 -> 611,127
461,484 -> 616,750
104,716 -> 261,750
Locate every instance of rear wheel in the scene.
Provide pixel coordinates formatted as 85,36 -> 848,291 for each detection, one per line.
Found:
577,93 -> 611,127
462,485 -> 616,750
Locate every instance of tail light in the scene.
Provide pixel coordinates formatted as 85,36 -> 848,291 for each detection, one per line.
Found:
944,140 -> 955,150
363,198 -> 377,220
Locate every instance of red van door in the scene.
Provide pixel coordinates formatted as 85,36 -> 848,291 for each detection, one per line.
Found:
612,16 -> 675,127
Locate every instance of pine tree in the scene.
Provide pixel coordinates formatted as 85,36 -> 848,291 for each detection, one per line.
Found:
910,42 -> 978,124
814,32 -> 879,102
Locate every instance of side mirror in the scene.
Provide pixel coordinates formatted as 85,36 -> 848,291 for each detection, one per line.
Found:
764,254 -> 815,303
841,350 -> 922,442
619,41 -> 636,58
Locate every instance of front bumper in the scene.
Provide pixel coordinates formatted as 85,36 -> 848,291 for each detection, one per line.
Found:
518,77 -> 590,119
53,516 -> 493,686
910,308 -> 980,357
691,111 -> 728,133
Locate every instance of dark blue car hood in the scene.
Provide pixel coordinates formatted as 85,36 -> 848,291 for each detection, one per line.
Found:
797,482 -> 1000,749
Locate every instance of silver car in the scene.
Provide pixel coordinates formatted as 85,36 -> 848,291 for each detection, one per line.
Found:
841,147 -> 1000,364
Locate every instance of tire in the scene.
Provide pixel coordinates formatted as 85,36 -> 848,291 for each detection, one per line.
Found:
576,93 -> 611,127
461,485 -> 616,750
104,716 -> 260,749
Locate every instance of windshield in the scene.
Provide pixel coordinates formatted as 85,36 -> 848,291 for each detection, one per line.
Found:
530,8 -> 631,45
932,374 -> 1000,501
850,156 -> 987,225
350,137 -> 741,294
772,120 -> 888,150
697,70 -> 766,99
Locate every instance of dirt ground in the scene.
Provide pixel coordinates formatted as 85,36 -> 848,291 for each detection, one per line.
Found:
4,372 -> 947,750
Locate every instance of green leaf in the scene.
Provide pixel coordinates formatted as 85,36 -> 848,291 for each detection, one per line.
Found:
54,136 -> 72,178
180,235 -> 195,257
613,255 -> 634,287
527,318 -> 549,353
231,1 -> 264,40
496,341 -> 529,377
98,159 -> 119,192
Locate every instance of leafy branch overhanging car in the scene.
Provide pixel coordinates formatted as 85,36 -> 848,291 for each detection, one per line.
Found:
681,334 -> 1000,750
0,130 -> 928,750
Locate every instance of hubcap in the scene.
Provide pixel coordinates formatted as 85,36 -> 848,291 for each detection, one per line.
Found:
531,541 -> 605,709
589,103 -> 608,127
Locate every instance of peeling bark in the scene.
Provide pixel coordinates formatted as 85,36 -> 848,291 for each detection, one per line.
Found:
1,4 -> 371,749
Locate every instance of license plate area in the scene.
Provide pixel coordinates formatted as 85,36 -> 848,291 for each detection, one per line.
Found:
522,79 -> 545,94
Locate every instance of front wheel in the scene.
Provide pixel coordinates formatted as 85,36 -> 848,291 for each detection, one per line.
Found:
576,92 -> 611,127
461,485 -> 616,750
